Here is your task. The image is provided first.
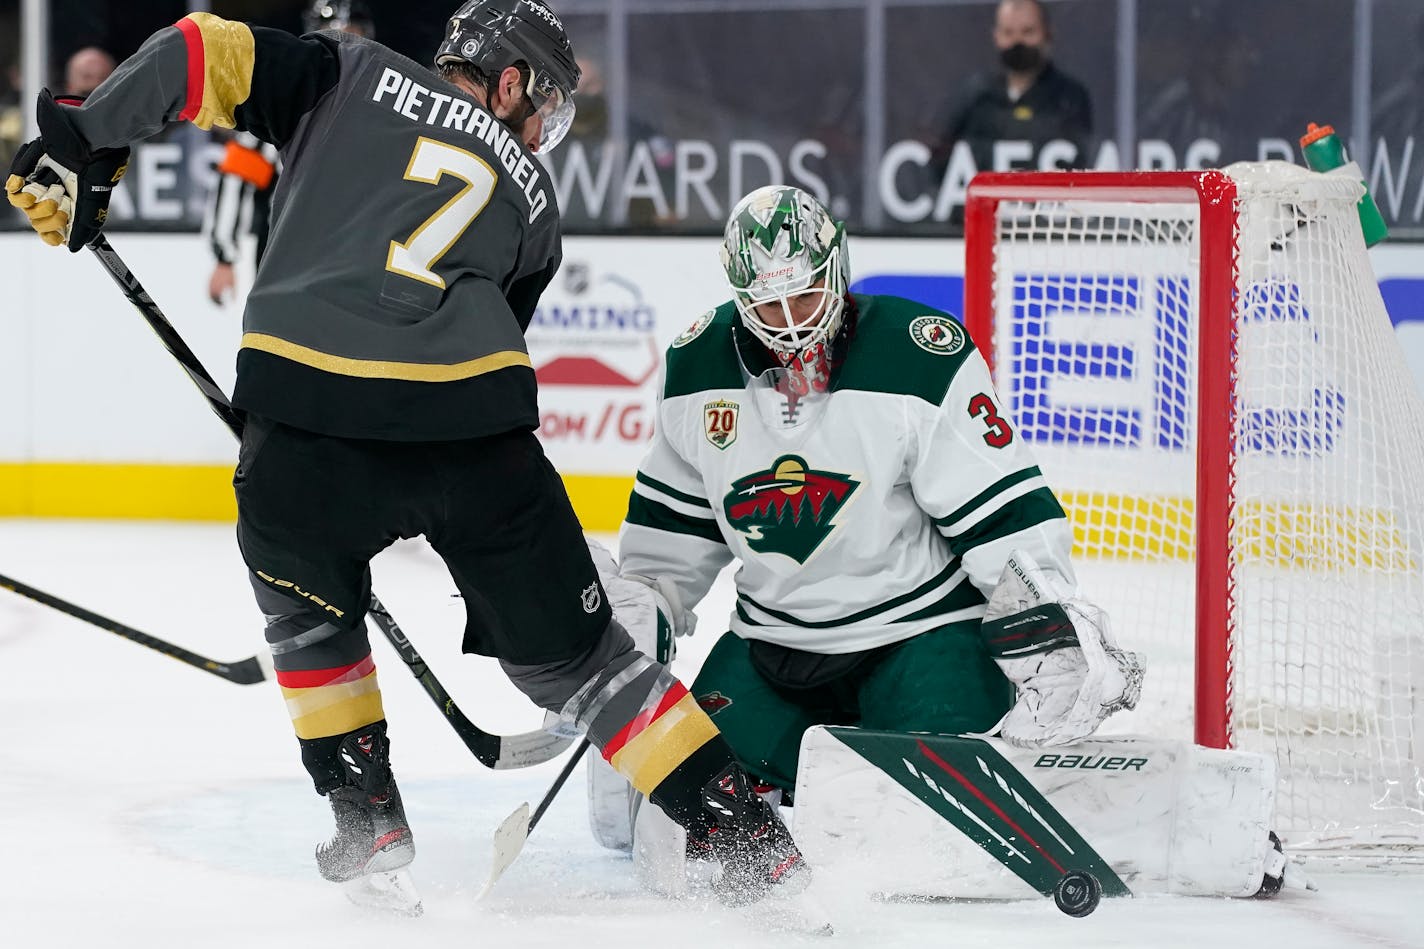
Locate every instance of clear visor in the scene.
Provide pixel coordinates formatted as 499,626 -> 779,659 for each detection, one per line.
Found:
527,70 -> 576,152
738,349 -> 834,433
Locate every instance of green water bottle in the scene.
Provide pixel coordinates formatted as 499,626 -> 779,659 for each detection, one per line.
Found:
1299,122 -> 1389,247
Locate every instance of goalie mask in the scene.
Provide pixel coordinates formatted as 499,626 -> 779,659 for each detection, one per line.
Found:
435,0 -> 580,153
721,186 -> 849,361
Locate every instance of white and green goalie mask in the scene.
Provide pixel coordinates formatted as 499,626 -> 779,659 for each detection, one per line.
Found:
720,186 -> 849,360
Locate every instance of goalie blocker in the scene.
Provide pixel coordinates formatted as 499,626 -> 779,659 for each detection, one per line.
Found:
793,726 -> 1284,899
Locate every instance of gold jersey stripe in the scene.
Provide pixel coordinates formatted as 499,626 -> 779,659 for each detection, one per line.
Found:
183,13 -> 255,131
608,693 -> 721,795
241,332 -> 533,382
281,672 -> 385,740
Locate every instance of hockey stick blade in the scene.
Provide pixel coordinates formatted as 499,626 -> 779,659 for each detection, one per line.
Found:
479,737 -> 591,898
84,236 -> 563,768
364,595 -> 571,770
477,802 -> 531,900
0,571 -> 270,684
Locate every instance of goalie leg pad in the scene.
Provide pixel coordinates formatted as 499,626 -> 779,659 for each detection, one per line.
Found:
793,726 -> 1278,899
583,537 -> 675,850
631,791 -> 695,898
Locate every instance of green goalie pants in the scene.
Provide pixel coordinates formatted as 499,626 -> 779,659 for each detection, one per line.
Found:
689,625 -> 1014,792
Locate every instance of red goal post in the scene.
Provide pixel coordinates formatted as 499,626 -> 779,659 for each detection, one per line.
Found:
966,171 -> 1239,750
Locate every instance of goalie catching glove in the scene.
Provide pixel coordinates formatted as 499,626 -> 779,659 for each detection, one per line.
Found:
981,550 -> 1144,747
5,90 -> 129,251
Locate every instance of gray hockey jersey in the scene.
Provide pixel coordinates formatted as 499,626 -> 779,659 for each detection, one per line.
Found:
71,14 -> 561,440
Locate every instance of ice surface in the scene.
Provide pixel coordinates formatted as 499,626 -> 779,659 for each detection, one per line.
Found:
2,520 -> 1420,948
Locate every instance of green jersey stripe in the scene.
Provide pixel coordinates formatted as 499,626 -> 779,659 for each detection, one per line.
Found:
947,488 -> 1067,553
935,467 -> 1043,528
626,493 -> 727,545
894,576 -> 987,624
635,471 -> 712,510
739,560 -> 961,629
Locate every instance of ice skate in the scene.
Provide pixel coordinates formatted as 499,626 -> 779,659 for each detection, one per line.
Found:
692,764 -> 812,907
313,724 -> 421,915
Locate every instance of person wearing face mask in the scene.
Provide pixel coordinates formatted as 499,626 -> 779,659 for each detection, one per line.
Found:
935,0 -> 1093,177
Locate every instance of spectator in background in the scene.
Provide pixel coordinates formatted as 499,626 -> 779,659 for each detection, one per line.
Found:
206,1 -> 374,305
933,0 -> 1092,175
63,47 -> 117,97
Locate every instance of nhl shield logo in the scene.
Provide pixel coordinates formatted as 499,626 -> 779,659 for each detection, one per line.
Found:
563,261 -> 590,295
704,400 -> 739,450
581,582 -> 602,613
909,316 -> 967,355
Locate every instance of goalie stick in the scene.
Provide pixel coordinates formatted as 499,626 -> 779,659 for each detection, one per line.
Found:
0,570 -> 268,684
83,235 -> 570,771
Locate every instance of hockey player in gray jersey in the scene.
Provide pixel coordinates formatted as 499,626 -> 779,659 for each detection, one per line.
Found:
6,1 -> 808,914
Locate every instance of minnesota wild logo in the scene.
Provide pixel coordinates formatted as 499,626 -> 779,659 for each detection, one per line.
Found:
723,455 -> 859,563
909,315 -> 967,355
672,309 -> 716,348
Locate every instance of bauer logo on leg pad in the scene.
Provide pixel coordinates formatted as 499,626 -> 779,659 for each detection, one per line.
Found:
1034,753 -> 1149,771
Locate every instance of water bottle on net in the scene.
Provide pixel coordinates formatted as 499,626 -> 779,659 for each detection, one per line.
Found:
1299,122 -> 1389,247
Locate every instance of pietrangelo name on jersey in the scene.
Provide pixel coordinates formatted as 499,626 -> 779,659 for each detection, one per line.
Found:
371,66 -> 550,223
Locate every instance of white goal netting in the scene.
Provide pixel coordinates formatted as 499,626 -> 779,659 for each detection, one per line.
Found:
967,163 -> 1424,858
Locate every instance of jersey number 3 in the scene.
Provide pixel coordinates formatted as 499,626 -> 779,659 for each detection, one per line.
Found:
386,137 -> 497,289
969,393 -> 1013,448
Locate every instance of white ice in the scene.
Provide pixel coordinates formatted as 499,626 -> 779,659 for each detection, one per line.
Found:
2,520 -> 1421,948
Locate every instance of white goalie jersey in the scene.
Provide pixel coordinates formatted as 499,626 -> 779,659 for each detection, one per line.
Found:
619,294 -> 1078,654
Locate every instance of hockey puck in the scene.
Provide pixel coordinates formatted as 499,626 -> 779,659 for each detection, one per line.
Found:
1053,870 -> 1102,917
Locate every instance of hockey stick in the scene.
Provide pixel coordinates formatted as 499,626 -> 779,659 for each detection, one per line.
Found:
84,235 -> 570,770
0,570 -> 269,684
478,736 -> 592,898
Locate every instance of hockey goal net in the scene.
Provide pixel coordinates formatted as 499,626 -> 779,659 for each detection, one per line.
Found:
964,163 -> 1424,859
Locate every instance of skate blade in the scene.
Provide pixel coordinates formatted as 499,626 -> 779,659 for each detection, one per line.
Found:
731,863 -> 832,937
343,868 -> 423,917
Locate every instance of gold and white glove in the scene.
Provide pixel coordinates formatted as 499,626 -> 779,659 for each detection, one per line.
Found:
5,90 -> 129,251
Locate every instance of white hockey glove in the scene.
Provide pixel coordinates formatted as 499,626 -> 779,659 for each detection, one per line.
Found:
980,550 -> 1145,748
585,538 -> 684,662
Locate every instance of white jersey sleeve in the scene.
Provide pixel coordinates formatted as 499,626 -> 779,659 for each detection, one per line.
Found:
618,392 -> 734,619
909,347 -> 1077,596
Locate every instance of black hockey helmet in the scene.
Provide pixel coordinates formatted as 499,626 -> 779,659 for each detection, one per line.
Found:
303,0 -> 375,36
435,0 -> 580,152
